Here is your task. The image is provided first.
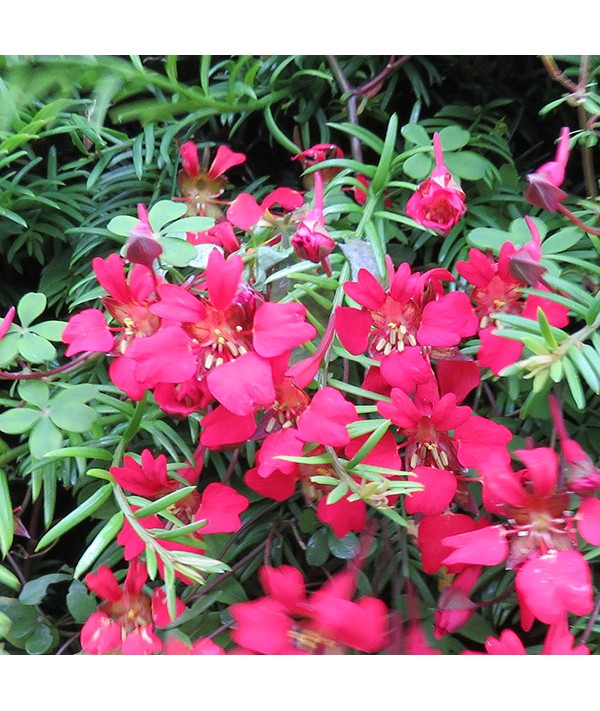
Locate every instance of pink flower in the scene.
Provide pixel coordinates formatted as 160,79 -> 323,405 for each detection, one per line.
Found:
525,127 -> 570,213
226,187 -> 304,232
290,170 -> 335,274
230,565 -> 388,654
442,446 -> 600,626
124,203 -> 163,267
178,142 -> 246,219
467,619 -> 589,655
80,558 -> 185,655
292,143 -> 344,187
456,217 -> 569,375
0,306 -> 15,340
406,132 -> 466,236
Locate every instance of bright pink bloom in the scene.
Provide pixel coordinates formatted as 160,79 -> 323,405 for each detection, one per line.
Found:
442,446 -> 600,626
291,170 -> 335,274
434,565 -> 481,638
456,218 -> 569,374
525,127 -> 570,212
110,450 -> 176,499
226,187 -> 304,232
230,565 -> 388,654
81,558 -> 185,655
186,220 -> 239,253
335,258 -> 477,388
162,635 -> 226,655
549,394 -> 600,495
295,386 -> 358,448
193,482 -> 249,534
292,143 -> 344,186
405,132 -> 467,236
178,142 -> 246,218
62,308 -> 115,356
475,620 -> 589,655
0,306 -> 15,340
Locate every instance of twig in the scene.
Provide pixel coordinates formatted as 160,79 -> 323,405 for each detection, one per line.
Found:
354,56 -> 412,97
325,55 -> 363,163
0,352 -> 99,381
580,590 -> 600,645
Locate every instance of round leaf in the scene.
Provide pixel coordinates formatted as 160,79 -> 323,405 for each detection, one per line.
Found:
30,320 -> 67,341
158,236 -> 198,267
148,200 -> 187,232
328,531 -> 360,559
439,125 -> 471,151
0,408 -> 41,434
165,216 -> 215,234
401,123 -> 430,146
29,416 -> 63,459
18,332 -> 57,363
107,215 -> 140,237
17,292 -> 47,328
0,333 -> 20,367
18,380 -> 49,408
403,153 -> 433,180
467,227 -> 521,253
445,151 -> 490,180
24,623 -> 55,655
306,528 -> 330,566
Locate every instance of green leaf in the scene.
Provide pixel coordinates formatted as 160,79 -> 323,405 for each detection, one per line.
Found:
43,446 -> 114,462
467,227 -> 523,253
18,332 -> 56,363
439,125 -> 470,151
17,293 -> 46,328
158,236 -> 198,267
0,333 -> 20,366
132,486 -> 196,519
107,215 -> 139,237
29,417 -> 63,459
0,469 -> 14,557
49,386 -> 98,433
73,512 -> 124,579
18,380 -> 49,409
542,227 -> 582,254
346,419 -> 391,469
19,573 -> 71,605
0,408 -> 41,435
0,564 -> 21,592
372,113 -> 398,193
325,481 -> 349,505
328,531 -> 360,560
537,308 -> 559,349
24,623 -> 55,655
35,484 -> 113,551
306,528 -> 330,566
567,345 -> 600,393
403,153 -> 432,180
165,216 -> 215,234
148,200 -> 187,232
401,123 -> 430,146
562,358 -> 585,410
30,320 -> 66,341
66,580 -> 98,622
445,151 -> 489,181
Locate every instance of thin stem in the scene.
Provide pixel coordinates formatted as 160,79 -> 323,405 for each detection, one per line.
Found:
325,55 -> 363,163
354,56 -> 412,97
557,203 -> 600,235
0,352 -> 98,381
580,590 -> 600,645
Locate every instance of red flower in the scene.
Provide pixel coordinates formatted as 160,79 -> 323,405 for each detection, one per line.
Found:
227,187 -> 304,232
405,132 -> 466,236
442,447 -> 600,626
80,558 -> 185,655
456,217 -> 569,375
466,619 -> 589,655
292,143 -> 344,187
178,142 -> 246,219
230,565 -> 388,654
334,258 -> 477,385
